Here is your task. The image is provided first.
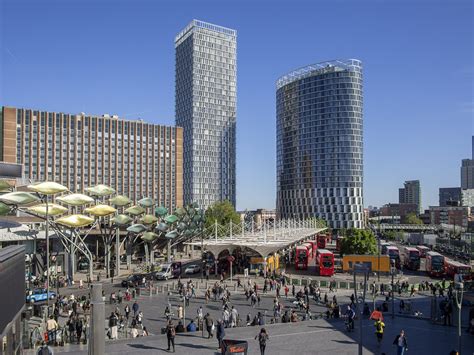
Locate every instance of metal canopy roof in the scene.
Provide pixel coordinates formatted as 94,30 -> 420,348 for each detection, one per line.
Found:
187,220 -> 326,258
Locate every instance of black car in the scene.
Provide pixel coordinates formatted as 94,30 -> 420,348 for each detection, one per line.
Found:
121,274 -> 144,287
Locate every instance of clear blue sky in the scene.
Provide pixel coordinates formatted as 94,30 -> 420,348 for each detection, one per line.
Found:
1,0 -> 473,211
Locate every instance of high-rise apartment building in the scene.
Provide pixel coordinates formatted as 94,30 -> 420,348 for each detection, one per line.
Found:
276,59 -> 364,229
175,20 -> 237,209
0,106 -> 183,211
439,187 -> 461,207
461,159 -> 474,190
398,180 -> 422,214
461,137 -> 474,190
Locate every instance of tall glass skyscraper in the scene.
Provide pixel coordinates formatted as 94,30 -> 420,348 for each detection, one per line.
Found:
175,20 -> 237,209
276,59 -> 364,229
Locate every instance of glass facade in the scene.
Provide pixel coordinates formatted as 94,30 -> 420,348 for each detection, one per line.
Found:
276,59 -> 364,229
175,20 -> 237,209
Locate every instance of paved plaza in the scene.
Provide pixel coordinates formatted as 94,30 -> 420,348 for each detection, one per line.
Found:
35,313 -> 474,354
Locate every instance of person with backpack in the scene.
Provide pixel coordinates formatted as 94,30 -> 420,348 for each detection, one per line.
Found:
255,327 -> 269,355
166,320 -> 176,352
374,318 -> 385,346
346,305 -> 355,332
36,341 -> 54,355
393,329 -> 408,355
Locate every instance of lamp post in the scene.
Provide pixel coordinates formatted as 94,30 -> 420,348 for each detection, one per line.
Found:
454,281 -> 464,354
353,264 -> 369,355
45,199 -> 50,315
391,261 -> 395,320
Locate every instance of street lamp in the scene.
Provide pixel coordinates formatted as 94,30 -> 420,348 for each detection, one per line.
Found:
454,281 -> 464,354
353,264 -> 369,355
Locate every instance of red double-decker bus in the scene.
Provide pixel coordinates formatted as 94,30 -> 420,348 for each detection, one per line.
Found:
336,236 -> 344,253
402,247 -> 420,271
444,259 -> 472,280
425,251 -> 445,277
295,246 -> 309,270
416,245 -> 430,258
386,246 -> 401,269
317,235 -> 327,249
316,249 -> 334,276
303,242 -> 315,259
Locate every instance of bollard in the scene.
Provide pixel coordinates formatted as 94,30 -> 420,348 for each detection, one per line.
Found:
234,284 -> 237,292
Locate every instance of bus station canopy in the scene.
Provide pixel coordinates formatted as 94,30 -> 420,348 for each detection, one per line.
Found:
186,220 -> 326,258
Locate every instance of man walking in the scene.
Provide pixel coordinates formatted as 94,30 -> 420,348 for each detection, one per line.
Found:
166,320 -> 176,352
132,301 -> 139,317
204,313 -> 214,339
374,318 -> 385,346
108,312 -> 118,340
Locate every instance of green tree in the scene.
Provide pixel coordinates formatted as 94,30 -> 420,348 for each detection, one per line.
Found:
205,200 -> 240,229
405,212 -> 423,225
340,229 -> 377,256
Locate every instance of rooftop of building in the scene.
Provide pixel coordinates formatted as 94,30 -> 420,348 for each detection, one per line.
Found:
276,59 -> 362,90
175,19 -> 237,45
2,106 -> 177,127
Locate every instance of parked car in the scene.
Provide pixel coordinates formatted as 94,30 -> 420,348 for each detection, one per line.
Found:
26,289 -> 56,303
184,264 -> 201,275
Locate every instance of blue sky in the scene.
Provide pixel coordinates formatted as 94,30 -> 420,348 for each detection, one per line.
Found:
1,0 -> 473,211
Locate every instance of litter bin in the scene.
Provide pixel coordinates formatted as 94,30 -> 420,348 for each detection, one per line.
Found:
221,339 -> 248,355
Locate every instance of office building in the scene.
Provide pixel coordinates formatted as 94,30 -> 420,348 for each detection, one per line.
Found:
0,106 -> 183,210
439,187 -> 461,207
461,159 -> 474,190
398,180 -> 422,214
429,206 -> 470,229
461,189 -> 474,208
379,203 -> 418,223
175,20 -> 237,209
276,59 -> 364,229
461,137 -> 474,190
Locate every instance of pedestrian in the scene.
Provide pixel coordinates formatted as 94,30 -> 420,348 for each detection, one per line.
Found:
284,285 -> 289,298
392,329 -> 408,355
177,305 -> 184,320
292,284 -> 295,297
216,319 -> 225,350
255,327 -> 269,355
132,301 -> 139,317
108,312 -> 118,340
166,320 -> 176,352
204,313 -> 214,339
75,318 -> 83,344
46,316 -> 58,345
444,300 -> 453,326
124,304 -> 130,320
36,341 -> 53,355
374,318 -> 385,346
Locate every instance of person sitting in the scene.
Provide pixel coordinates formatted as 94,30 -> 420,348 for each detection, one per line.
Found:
175,320 -> 185,333
281,311 -> 290,323
187,320 -> 197,332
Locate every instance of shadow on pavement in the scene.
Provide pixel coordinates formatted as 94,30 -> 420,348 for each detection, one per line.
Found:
178,342 -> 216,350
127,343 -> 162,350
332,339 -> 357,345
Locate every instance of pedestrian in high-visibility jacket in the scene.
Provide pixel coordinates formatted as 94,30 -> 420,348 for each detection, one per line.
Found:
374,319 -> 385,346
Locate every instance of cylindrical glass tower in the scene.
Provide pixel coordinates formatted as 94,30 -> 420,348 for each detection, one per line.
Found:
276,59 -> 364,229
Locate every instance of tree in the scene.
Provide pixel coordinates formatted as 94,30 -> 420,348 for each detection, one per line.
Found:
205,200 -> 240,229
405,212 -> 423,225
340,229 -> 377,256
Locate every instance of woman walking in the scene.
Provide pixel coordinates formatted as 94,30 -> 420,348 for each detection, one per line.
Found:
255,328 -> 269,355
393,329 -> 408,355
